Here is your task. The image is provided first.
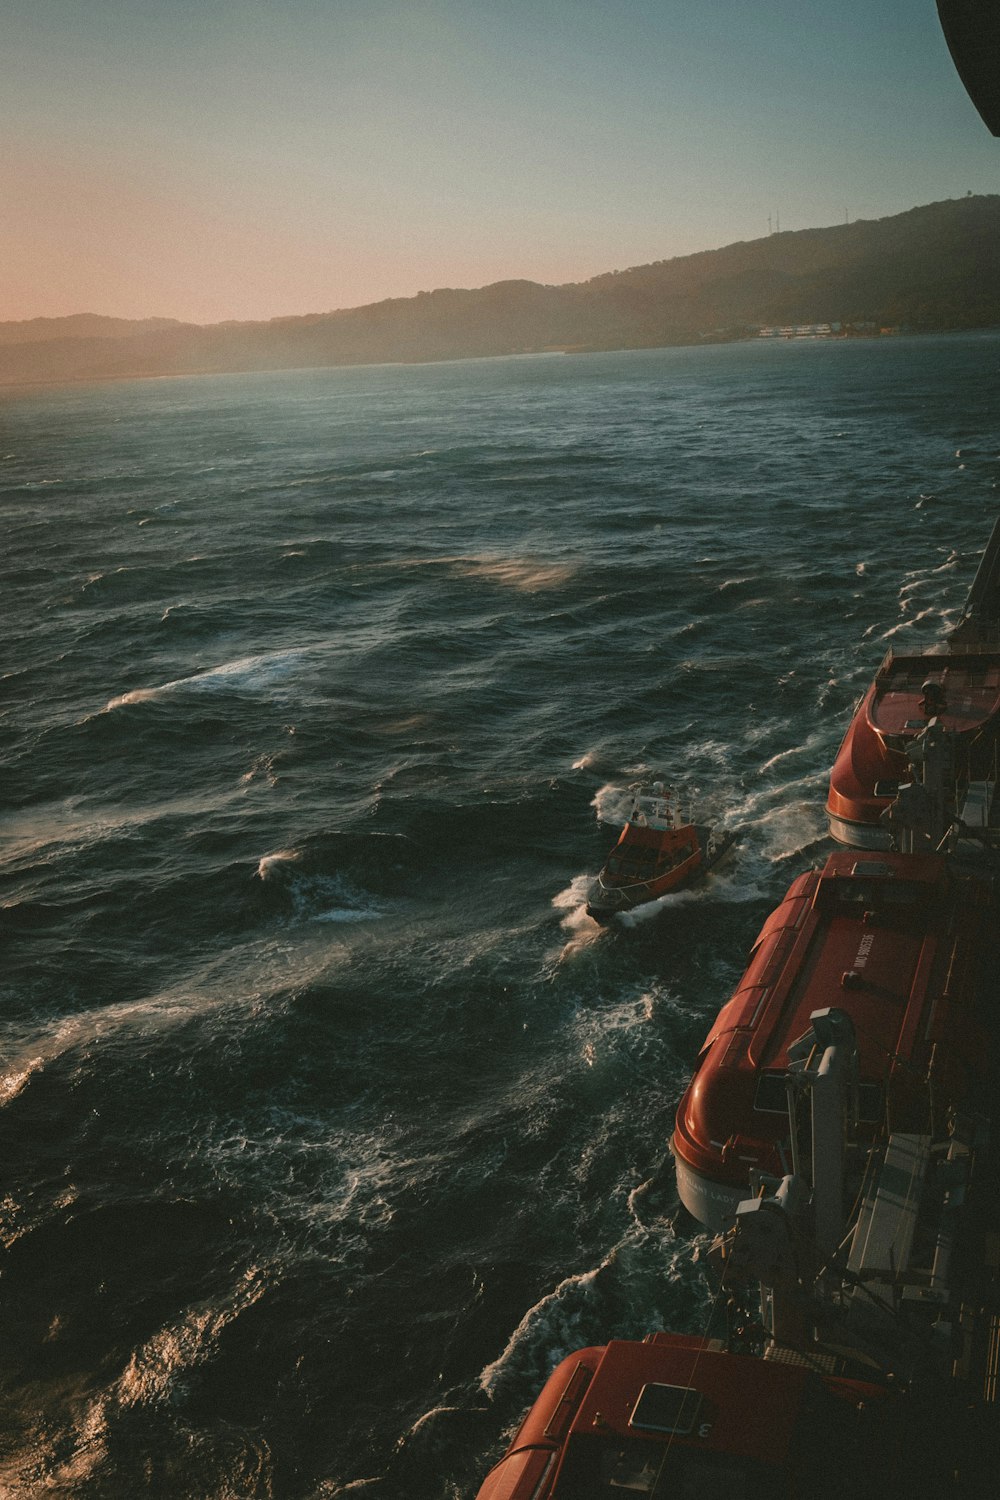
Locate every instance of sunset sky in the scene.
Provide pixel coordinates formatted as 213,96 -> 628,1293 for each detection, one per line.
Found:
3,0 -> 997,325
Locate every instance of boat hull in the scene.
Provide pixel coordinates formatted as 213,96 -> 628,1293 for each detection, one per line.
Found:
671,1147 -> 747,1231
586,826 -> 736,922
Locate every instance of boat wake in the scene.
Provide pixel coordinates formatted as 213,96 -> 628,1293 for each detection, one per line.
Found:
478,1227 -> 712,1404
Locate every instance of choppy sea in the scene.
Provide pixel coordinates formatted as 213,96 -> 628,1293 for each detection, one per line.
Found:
2,332 -> 999,1497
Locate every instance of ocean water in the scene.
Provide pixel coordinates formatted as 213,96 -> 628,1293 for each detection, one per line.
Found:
2,333 -> 999,1498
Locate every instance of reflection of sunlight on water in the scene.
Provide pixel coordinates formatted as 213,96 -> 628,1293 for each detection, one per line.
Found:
388,554 -> 577,592
0,1059 -> 42,1107
2,790 -> 240,862
456,556 -> 576,591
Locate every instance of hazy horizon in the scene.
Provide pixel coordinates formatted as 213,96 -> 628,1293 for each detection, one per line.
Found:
5,0 -> 998,325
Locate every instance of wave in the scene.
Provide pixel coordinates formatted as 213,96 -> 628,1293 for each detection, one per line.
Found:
254,831 -> 419,911
550,874 -> 601,958
103,649 -> 315,710
0,1264 -> 278,1497
478,1226 -> 712,1402
591,782 -> 639,827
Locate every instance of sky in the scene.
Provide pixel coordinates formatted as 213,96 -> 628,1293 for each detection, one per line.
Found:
2,0 -> 997,325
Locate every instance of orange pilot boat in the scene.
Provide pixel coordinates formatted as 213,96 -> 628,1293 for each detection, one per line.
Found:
586,784 -> 736,923
670,847 -> 994,1231
828,517 -> 1000,849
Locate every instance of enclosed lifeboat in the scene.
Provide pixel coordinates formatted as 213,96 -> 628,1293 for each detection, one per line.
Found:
828,517 -> 1000,849
475,1333 -> 914,1500
586,784 -> 736,922
670,848 -> 994,1231
826,650 -> 1000,848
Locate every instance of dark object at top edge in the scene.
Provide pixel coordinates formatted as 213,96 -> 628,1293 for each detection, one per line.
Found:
937,1 -> 1000,135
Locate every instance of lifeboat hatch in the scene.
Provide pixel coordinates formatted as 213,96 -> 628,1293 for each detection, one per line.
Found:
629,1383 -> 703,1435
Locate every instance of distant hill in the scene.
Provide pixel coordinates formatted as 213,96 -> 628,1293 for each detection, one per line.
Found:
2,196 -> 998,387
0,313 -> 183,347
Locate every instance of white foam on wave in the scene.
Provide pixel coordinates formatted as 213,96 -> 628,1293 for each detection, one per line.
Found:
880,606 -> 941,640
591,782 -> 635,827
478,1245 -> 622,1396
734,795 -> 826,867
256,848 -> 302,880
613,884 -> 708,926
898,554 -> 958,588
479,1225 -> 711,1401
550,874 -> 602,957
756,729 -> 830,778
258,854 -> 389,925
566,985 -> 666,1074
291,873 -> 386,925
202,1109 -> 409,1250
104,648 -> 313,711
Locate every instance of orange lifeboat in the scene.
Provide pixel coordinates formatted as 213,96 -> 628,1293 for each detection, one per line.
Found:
670,848 -> 994,1230
475,1334 -> 909,1500
828,517 -> 1000,849
826,650 -> 1000,848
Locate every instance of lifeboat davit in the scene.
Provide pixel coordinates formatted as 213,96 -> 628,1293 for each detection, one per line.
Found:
828,518 -> 1000,849
670,848 -> 994,1230
586,784 -> 736,922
